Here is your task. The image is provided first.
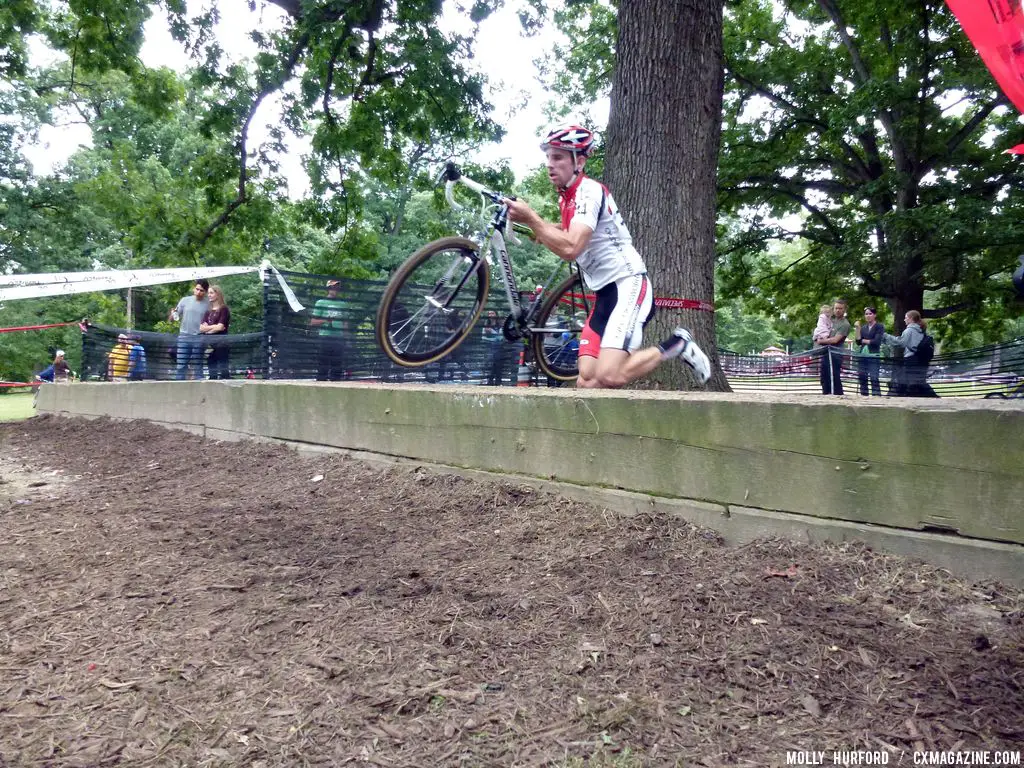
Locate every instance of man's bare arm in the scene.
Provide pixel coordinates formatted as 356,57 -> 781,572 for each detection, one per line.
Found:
504,198 -> 593,261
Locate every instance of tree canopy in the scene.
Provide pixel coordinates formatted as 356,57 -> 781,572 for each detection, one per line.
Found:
1,0 -> 503,250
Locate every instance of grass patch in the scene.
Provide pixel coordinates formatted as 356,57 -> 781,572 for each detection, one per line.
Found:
0,392 -> 36,422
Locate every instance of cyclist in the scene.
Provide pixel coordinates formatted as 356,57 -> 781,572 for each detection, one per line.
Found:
503,123 -> 711,388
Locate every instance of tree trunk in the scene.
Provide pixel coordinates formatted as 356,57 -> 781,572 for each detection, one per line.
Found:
604,0 -> 727,390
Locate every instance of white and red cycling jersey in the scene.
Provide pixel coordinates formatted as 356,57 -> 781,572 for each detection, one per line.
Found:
560,174 -> 654,358
559,174 -> 647,291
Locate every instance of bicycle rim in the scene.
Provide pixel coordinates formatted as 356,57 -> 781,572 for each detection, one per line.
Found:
531,272 -> 589,381
376,236 -> 489,366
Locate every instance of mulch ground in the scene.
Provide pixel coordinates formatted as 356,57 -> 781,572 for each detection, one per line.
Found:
0,416 -> 1021,768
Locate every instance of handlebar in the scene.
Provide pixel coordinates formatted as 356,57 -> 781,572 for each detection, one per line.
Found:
440,161 -> 529,244
443,165 -> 492,210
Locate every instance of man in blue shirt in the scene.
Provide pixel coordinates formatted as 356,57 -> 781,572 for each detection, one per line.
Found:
128,336 -> 148,381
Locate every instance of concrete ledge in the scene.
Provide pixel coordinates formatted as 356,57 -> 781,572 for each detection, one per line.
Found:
35,381 -> 1024,585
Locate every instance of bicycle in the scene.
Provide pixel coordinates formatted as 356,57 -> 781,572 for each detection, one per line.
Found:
375,162 -> 589,382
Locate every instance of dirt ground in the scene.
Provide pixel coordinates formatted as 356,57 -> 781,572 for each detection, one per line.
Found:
0,417 -> 1021,768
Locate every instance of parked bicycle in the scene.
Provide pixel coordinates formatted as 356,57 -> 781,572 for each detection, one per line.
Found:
375,162 -> 588,382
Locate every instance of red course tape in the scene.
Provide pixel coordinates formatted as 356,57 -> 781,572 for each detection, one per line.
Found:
0,320 -> 81,334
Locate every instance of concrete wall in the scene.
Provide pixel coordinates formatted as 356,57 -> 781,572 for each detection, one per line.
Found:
36,381 -> 1024,584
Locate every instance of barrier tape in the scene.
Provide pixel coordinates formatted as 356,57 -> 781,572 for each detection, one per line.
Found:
558,291 -> 715,313
0,320 -> 82,334
0,261 -> 304,312
0,381 -> 39,388
654,297 -> 716,312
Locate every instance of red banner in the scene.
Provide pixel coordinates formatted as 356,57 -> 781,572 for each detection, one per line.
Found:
947,0 -> 1024,115
653,296 -> 716,312
0,320 -> 81,334
558,292 -> 714,313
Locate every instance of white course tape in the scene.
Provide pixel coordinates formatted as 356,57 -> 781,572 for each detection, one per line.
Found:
0,264 -> 304,312
259,261 -> 305,313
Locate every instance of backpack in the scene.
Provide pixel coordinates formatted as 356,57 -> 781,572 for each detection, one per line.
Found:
913,333 -> 935,366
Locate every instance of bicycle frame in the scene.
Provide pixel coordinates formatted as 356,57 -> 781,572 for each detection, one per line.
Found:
443,165 -> 572,338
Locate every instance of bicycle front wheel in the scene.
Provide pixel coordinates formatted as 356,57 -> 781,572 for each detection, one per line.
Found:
376,236 -> 490,367
531,272 -> 591,382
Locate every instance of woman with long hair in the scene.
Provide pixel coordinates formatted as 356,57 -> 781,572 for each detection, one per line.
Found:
200,285 -> 232,379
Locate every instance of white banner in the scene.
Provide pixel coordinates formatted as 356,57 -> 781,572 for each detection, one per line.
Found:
0,262 -> 305,312
0,266 -> 256,299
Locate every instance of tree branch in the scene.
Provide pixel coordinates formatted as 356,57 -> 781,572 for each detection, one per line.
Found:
744,173 -> 857,196
191,33 -> 310,253
727,183 -> 844,245
727,63 -> 872,181
917,95 -> 1009,180
923,301 -> 978,319
322,33 -> 348,126
263,0 -> 302,18
816,0 -> 908,176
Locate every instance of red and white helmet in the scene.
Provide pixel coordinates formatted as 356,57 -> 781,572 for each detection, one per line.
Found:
540,124 -> 595,156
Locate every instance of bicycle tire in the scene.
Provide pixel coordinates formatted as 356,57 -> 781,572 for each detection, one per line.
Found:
531,272 -> 590,382
376,236 -> 490,367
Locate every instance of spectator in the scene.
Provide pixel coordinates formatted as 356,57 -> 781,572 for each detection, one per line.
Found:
884,309 -> 938,398
37,350 -> 75,383
168,280 -> 210,380
128,336 -> 148,381
107,334 -> 132,381
483,310 -> 518,386
811,303 -> 832,345
201,284 -> 232,379
854,306 -> 885,396
439,308 -> 469,381
816,299 -> 850,395
311,279 -> 348,381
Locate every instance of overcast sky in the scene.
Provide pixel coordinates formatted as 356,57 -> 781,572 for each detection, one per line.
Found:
25,0 -> 604,192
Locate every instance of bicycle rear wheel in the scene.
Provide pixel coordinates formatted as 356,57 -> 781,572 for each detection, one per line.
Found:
531,272 -> 590,382
376,236 -> 489,367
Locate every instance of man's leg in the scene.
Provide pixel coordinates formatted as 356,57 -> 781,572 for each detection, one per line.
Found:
819,348 -> 832,394
576,354 -> 601,388
581,347 -> 654,388
831,348 -> 844,395
578,330 -> 710,389
487,347 -> 502,385
192,343 -> 205,379
194,343 -> 207,379
175,339 -> 189,380
316,340 -> 329,381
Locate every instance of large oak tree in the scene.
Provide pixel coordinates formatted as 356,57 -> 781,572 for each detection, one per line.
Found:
604,0 -> 726,389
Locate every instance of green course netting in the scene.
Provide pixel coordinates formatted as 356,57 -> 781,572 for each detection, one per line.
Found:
76,271 -> 1024,398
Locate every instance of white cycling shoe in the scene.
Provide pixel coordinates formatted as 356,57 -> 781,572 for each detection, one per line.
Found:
661,327 -> 712,385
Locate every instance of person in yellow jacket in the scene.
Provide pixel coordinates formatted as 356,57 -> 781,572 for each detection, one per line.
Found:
107,334 -> 132,380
